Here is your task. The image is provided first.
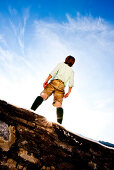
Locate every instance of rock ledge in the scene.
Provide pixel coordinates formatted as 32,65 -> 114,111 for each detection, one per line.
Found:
0,100 -> 114,170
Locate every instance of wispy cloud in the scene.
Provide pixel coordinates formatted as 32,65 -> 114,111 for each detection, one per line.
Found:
9,7 -> 29,55
0,46 -> 13,63
0,34 -> 8,47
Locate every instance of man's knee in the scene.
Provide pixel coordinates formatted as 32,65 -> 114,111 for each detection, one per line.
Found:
54,101 -> 62,108
40,93 -> 48,100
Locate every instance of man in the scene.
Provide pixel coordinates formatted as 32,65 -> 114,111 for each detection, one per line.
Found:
31,55 -> 75,124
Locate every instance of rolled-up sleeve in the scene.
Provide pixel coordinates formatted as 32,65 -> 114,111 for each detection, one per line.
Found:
50,63 -> 61,77
68,71 -> 74,87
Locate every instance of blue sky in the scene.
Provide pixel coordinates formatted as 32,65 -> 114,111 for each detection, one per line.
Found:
0,0 -> 114,22
0,0 -> 114,143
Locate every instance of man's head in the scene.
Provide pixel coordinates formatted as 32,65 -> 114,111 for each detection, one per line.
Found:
65,55 -> 75,67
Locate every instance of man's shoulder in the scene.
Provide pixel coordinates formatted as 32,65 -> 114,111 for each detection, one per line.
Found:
56,63 -> 74,72
56,62 -> 64,67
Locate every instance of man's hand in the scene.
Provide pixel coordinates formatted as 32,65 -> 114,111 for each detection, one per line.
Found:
43,74 -> 52,88
43,81 -> 48,88
64,93 -> 70,98
64,87 -> 72,98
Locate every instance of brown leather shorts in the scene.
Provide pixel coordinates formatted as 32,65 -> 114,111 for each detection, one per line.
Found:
41,79 -> 65,106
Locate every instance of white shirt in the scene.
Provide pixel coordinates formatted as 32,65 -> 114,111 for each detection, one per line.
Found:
50,62 -> 74,87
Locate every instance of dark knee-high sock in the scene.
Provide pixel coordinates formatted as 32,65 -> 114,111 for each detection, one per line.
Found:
56,107 -> 63,124
31,96 -> 43,111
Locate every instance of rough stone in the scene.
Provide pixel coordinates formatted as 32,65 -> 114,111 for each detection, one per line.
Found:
18,148 -> 40,164
0,125 -> 16,151
1,158 -> 17,169
0,99 -> 114,170
0,120 -> 9,140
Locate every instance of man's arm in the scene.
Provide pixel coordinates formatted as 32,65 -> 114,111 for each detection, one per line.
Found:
43,74 -> 52,88
64,87 -> 72,98
43,63 -> 61,88
64,70 -> 74,98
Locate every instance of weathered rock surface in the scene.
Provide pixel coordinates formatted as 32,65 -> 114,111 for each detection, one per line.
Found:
0,99 -> 114,170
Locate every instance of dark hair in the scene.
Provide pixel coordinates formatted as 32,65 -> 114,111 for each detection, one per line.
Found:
64,55 -> 75,67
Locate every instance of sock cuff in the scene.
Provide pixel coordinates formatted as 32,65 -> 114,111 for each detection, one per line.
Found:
38,96 -> 44,102
31,96 -> 43,110
57,107 -> 63,111
56,107 -> 63,124
57,107 -> 63,117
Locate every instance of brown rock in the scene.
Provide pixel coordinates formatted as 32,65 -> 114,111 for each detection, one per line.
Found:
0,99 -> 114,170
0,125 -> 16,151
